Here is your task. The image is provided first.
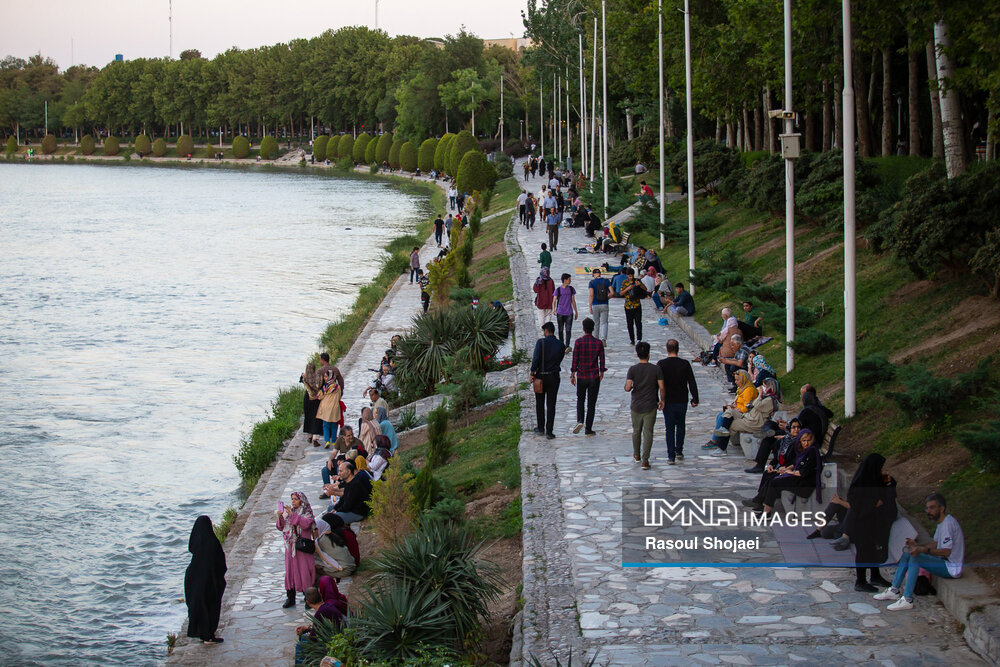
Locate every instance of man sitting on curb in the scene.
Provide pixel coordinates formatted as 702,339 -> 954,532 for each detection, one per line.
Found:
874,493 -> 964,611
663,283 -> 695,316
719,334 -> 750,390
325,460 -> 373,524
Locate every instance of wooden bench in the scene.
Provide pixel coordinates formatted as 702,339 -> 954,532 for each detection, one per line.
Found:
605,231 -> 631,254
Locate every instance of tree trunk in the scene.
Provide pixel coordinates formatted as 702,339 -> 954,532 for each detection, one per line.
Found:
764,87 -> 776,153
834,70 -> 843,149
666,89 -> 675,139
882,46 -> 893,156
822,79 -> 832,151
753,105 -> 762,151
854,44 -> 874,157
925,41 -> 945,159
987,93 -> 997,161
934,22 -> 967,177
907,37 -> 921,156
726,121 -> 736,148
715,120 -> 723,143
742,105 -> 752,150
803,110 -> 815,151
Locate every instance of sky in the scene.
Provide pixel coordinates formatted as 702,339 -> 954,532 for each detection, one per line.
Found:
0,0 -> 529,70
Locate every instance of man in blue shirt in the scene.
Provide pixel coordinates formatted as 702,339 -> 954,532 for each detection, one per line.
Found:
588,268 -> 613,343
546,209 -> 561,251
665,282 -> 695,316
611,267 -> 629,297
530,322 -> 565,439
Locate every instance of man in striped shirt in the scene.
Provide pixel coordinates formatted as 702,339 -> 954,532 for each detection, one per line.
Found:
570,318 -> 607,435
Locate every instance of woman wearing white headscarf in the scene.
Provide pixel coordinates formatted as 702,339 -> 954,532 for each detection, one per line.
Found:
313,517 -> 356,578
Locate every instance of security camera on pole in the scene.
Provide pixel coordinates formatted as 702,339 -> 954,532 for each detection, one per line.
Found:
779,0 -> 800,373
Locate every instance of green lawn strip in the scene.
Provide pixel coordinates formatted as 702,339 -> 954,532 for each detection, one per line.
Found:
489,176 -> 521,212
937,466 -> 1000,560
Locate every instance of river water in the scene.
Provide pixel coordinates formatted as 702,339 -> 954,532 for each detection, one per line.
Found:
0,163 -> 426,665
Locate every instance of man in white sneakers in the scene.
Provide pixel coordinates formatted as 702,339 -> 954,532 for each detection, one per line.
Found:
874,493 -> 964,611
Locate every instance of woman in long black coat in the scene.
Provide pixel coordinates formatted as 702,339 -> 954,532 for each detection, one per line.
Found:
185,515 -> 227,644
833,453 -> 897,591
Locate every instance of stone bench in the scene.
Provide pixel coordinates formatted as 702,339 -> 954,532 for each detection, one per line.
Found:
779,462 -> 837,513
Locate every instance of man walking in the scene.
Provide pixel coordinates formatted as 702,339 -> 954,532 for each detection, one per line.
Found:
625,342 -> 665,470
447,185 -> 457,210
409,246 -> 420,283
588,268 -> 612,345
517,189 -> 528,224
570,318 -> 605,435
656,339 -> 699,464
545,207 -> 561,251
433,214 -> 444,247
530,322 -> 565,440
620,268 -> 644,346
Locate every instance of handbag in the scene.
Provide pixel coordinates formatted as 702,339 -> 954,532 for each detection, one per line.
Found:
295,536 -> 316,554
532,338 -> 546,393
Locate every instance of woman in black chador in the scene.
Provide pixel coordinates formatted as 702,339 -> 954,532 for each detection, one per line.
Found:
184,515 -> 228,644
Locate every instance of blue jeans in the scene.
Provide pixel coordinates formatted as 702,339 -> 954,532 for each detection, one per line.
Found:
711,412 -> 728,450
410,267 -> 418,282
891,551 -> 955,599
652,292 -> 664,310
322,421 -> 339,445
435,229 -> 443,244
662,403 -> 688,460
334,511 -> 364,525
321,463 -> 338,485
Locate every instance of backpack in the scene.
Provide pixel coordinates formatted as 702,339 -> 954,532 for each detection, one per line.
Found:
592,279 -> 609,302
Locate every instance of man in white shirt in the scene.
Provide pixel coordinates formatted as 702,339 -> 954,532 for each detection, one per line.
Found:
447,186 -> 457,211
517,190 -> 528,224
708,307 -> 740,366
874,493 -> 965,611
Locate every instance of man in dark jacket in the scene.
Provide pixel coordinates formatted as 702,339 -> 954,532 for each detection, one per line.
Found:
329,461 -> 372,524
530,322 -> 565,439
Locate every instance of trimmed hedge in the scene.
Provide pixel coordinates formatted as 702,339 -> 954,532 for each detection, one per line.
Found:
41,134 -> 57,154
338,135 -> 354,163
418,138 -> 438,172
494,151 -> 513,178
365,135 -> 377,164
456,149 -> 498,194
447,130 -> 478,177
232,135 -> 251,158
5,135 -> 16,155
104,136 -> 121,156
259,135 -> 278,159
399,141 -> 418,172
353,132 -> 371,164
134,134 -> 151,156
434,133 -> 455,172
312,134 -> 329,161
152,137 -> 167,156
375,132 -> 393,164
176,134 -> 194,157
388,136 -> 403,169
80,134 -> 95,155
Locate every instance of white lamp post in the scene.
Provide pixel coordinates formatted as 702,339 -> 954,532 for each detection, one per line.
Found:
602,0 -> 608,213
658,0 -> 665,249
843,0 -> 857,416
683,0 -> 695,293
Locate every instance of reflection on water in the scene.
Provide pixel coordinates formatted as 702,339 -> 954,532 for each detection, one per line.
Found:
0,163 -> 426,665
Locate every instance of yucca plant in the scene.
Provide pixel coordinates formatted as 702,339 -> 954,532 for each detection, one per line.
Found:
370,520 -> 504,648
453,306 -> 508,372
352,582 -> 455,661
394,310 -> 456,395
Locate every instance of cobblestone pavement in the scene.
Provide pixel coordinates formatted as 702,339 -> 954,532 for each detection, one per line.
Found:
509,163 -> 981,666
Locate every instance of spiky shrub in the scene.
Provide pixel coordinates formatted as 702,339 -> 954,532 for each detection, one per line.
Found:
369,520 -> 504,649
5,135 -> 17,156
418,138 -> 438,172
425,404 -> 451,468
176,134 -> 193,157
365,136 -> 377,164
134,134 -> 151,156
367,467 -> 417,548
352,132 -> 371,164
259,135 -> 278,159
395,309 -> 455,394
454,305 -> 508,371
338,135 -> 354,164
399,141 -> 418,172
456,150 -> 498,195
353,582 -> 456,661
434,133 -> 454,172
232,135 -> 250,159
375,132 -> 393,164
103,136 -> 121,156
388,136 -> 403,169
41,134 -> 57,154
152,137 -> 167,156
312,134 -> 328,161
447,130 -> 478,177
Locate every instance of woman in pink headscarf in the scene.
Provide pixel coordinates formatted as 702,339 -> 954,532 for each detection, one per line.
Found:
276,491 -> 315,608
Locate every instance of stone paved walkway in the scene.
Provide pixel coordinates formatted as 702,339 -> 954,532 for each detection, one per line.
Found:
508,162 -> 981,666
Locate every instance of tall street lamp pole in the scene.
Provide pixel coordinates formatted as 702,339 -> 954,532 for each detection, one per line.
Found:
579,30 -> 587,174
782,0 -> 797,372
658,0 -> 665,249
590,16 -> 598,180
843,0 -> 857,416
602,0 -> 609,213
683,0 -> 695,294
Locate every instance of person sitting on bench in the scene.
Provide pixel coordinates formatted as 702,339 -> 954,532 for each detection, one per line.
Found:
742,428 -> 821,515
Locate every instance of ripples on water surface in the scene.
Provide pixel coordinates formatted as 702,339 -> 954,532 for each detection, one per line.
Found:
0,163 -> 426,665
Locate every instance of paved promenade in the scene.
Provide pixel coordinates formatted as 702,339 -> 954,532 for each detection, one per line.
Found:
508,163 -> 981,665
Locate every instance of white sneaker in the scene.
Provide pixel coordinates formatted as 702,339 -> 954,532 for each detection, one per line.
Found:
709,449 -> 728,457
873,588 -> 899,601
887,597 -> 913,611
573,423 -> 584,433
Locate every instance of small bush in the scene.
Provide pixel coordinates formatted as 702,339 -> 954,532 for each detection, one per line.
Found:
338,135 -> 354,163
494,151 -> 513,178
400,141 -> 418,172
353,582 -> 457,661
103,136 -> 121,156
353,132 -> 372,164
176,134 -> 193,157
434,133 -> 455,172
388,136 -> 403,169
426,405 -> 452,468
213,507 -> 238,543
152,137 -> 167,156
957,420 -> 1000,471
259,135 -> 278,159
336,155 -> 354,171
469,207 -> 482,236
41,134 -> 57,154
365,135 -> 377,164
447,130 -> 479,177
232,135 -> 250,159
424,497 -> 466,525
232,386 -> 305,491
456,150 -> 497,195
412,464 -> 444,511
857,353 -> 897,388
785,329 -> 841,356
667,139 -> 742,195
134,134 -> 151,156
888,358 -> 992,421
312,134 -> 329,161
418,138 -> 438,172
5,135 -> 17,156
368,467 -> 418,548
375,132 -> 393,164
796,149 -> 888,229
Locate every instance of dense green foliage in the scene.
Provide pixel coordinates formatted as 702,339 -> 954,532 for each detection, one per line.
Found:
399,141 -> 418,172
456,150 -> 497,194
4,135 -> 15,155
80,134 -> 95,155
434,133 -> 454,172
232,135 -> 250,158
796,150 -> 887,228
667,139 -> 741,195
232,386 -> 305,491
425,405 -> 452,468
493,151 -> 513,178
41,134 -> 56,154
133,134 -> 151,156
259,135 -> 278,159
353,132 -> 371,163
312,134 -> 329,161
887,358 -> 992,421
388,136 -> 403,168
375,132 -> 393,164
447,130 -> 478,177
176,134 -> 193,157
337,134 -> 354,163
151,137 -> 166,156
103,135 -> 120,156
365,135 -> 377,164
418,138 -> 438,172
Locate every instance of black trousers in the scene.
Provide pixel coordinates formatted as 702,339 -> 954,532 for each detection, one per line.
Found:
625,306 -> 642,344
576,378 -> 600,430
519,204 -> 526,222
535,374 -> 560,434
752,421 -> 782,467
557,313 -> 574,348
